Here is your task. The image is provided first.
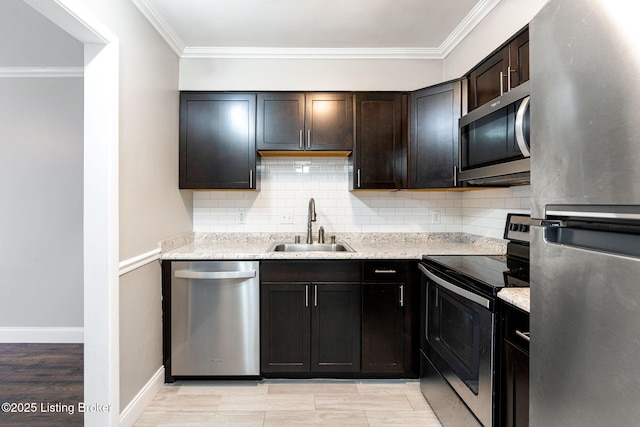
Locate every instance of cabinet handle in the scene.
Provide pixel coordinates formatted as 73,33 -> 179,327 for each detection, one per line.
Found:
314,284 -> 318,307
357,169 -> 361,188
453,165 -> 458,187
516,330 -> 530,342
399,285 -> 404,307
374,269 -> 396,274
249,169 -> 253,188
305,285 -> 309,307
299,130 -> 303,149
499,71 -> 505,96
307,130 -> 311,149
507,66 -> 512,92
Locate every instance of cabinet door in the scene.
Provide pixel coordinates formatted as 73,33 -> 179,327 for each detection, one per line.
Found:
468,46 -> 509,112
179,92 -> 256,189
257,93 -> 305,151
408,81 -> 461,188
353,93 -> 404,189
361,283 -> 404,373
503,340 -> 530,427
260,283 -> 311,373
311,283 -> 361,372
305,93 -> 354,151
509,29 -> 529,88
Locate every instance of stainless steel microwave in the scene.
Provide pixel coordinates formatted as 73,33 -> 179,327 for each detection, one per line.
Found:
458,81 -> 530,186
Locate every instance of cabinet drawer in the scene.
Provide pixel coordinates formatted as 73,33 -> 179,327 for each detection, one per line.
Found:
504,303 -> 530,352
362,261 -> 406,282
261,260 -> 360,282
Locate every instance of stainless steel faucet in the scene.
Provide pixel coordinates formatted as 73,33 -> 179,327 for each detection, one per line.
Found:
306,198 -> 316,244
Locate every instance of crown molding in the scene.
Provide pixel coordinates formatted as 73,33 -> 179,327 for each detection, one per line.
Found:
439,0 -> 502,57
182,46 -> 442,60
131,0 -> 185,56
136,0 -> 502,60
0,67 -> 84,77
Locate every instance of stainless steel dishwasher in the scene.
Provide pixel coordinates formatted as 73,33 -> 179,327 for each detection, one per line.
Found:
170,260 -> 260,377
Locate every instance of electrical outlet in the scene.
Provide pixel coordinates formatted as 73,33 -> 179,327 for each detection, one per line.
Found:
280,213 -> 293,224
237,208 -> 246,224
432,210 -> 442,225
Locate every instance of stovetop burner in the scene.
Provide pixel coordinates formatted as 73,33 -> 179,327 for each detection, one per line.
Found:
421,254 -> 528,295
421,214 -> 536,296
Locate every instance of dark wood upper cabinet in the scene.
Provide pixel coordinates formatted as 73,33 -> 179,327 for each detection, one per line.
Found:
257,92 -> 354,152
509,28 -> 530,88
351,92 -> 406,190
179,92 -> 257,189
408,80 -> 462,189
468,27 -> 529,112
468,47 -> 509,112
256,93 -> 305,150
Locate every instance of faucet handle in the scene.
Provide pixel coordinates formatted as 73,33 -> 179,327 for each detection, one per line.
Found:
330,235 -> 336,244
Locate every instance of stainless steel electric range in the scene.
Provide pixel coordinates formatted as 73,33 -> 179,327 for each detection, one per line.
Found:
418,213 -> 536,426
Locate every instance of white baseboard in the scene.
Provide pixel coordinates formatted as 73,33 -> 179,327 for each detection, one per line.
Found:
0,327 -> 83,343
119,366 -> 165,427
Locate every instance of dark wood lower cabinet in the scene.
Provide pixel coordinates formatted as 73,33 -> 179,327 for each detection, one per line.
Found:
361,283 -> 404,373
260,283 -> 311,373
312,283 -> 361,372
503,339 -> 530,427
261,282 -> 361,375
260,261 -> 361,376
260,259 -> 418,378
502,302 -> 530,427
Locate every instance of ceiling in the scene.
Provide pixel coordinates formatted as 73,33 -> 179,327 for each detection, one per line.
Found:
133,0 -> 500,59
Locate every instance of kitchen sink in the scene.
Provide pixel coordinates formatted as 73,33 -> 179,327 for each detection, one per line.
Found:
268,242 -> 355,253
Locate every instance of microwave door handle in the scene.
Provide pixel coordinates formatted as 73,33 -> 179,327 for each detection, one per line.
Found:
418,264 -> 491,309
515,95 -> 530,157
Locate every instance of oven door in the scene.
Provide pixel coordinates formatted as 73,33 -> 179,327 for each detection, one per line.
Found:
419,263 -> 495,427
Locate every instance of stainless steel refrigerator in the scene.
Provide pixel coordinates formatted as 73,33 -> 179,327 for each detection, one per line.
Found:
530,0 -> 640,426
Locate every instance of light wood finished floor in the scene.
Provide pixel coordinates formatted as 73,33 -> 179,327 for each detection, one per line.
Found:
135,379 -> 442,426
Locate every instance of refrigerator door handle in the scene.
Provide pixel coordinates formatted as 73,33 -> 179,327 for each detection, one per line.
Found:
540,220 -> 565,228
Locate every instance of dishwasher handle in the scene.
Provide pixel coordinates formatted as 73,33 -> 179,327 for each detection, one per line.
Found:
174,270 -> 256,280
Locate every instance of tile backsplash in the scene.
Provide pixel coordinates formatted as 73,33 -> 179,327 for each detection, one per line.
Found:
193,157 -> 530,239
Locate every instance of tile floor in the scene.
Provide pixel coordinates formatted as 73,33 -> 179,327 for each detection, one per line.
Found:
135,379 -> 442,426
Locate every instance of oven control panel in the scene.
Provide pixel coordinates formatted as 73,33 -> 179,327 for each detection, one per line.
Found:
504,213 -> 541,243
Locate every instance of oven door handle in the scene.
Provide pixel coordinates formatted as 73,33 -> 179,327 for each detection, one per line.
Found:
419,263 -> 491,309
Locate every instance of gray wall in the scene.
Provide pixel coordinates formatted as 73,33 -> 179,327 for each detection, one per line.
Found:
0,77 -> 84,327
0,1 -> 83,328
0,1 -> 83,67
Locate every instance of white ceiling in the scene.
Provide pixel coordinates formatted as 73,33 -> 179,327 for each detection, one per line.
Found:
133,0 -> 501,59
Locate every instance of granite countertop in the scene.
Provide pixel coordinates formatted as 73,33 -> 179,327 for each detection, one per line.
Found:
498,288 -> 530,313
160,232 -> 508,260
